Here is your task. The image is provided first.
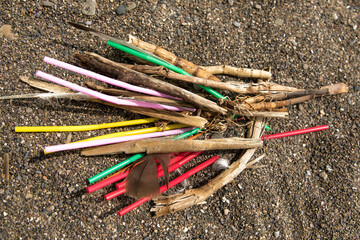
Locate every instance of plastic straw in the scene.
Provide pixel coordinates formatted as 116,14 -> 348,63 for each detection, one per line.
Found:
15,118 -> 158,132
35,71 -> 192,112
43,56 -> 180,100
105,151 -> 204,200
74,123 -> 188,143
107,40 -> 226,100
44,127 -> 194,153
87,128 -> 200,183
86,152 -> 191,194
118,155 -> 220,216
261,125 -> 329,140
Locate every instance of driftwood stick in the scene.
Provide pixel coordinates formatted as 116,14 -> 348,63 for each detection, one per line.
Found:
238,95 -> 315,111
243,83 -> 348,104
202,65 -> 272,79
76,53 -> 227,115
81,137 -> 263,156
226,81 -> 300,94
151,117 -> 264,216
85,82 -> 195,108
239,111 -> 289,118
128,35 -> 221,82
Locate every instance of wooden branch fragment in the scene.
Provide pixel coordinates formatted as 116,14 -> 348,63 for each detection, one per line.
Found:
239,111 -> 289,118
85,81 -> 195,108
243,83 -> 348,104
226,81 -> 300,94
81,137 -> 263,156
128,35 -> 221,82
151,117 -> 264,216
75,53 -> 227,115
238,95 -> 314,111
202,65 -> 272,79
3,153 -> 9,181
89,98 -> 208,128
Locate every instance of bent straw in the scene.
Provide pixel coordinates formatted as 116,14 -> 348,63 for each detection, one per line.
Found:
88,128 -> 200,183
261,125 -> 329,140
15,118 -> 158,132
107,40 -> 227,100
86,152 -> 192,193
35,71 -> 193,112
44,127 -> 194,153
105,151 -> 204,200
43,56 -> 180,100
74,123 -> 188,143
118,155 -> 220,216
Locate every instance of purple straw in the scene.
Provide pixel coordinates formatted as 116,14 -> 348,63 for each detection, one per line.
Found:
35,71 -> 194,112
44,127 -> 194,153
43,56 -> 181,100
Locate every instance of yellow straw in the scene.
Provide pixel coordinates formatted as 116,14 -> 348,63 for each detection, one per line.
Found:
15,118 -> 158,132
73,123 -> 189,143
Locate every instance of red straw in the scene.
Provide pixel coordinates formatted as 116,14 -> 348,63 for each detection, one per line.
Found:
87,152 -> 191,193
105,151 -> 204,200
118,155 -> 220,216
260,125 -> 329,140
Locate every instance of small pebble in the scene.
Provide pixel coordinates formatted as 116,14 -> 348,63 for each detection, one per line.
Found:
333,13 -> 338,20
303,63 -> 309,70
354,85 -> 360,92
0,25 -> 16,40
274,18 -> 284,26
35,11 -> 42,18
126,2 -> 137,11
82,0 -> 96,16
224,209 -> 230,215
42,1 -> 55,7
228,0 -> 234,6
274,231 -> 280,238
233,21 -> 241,28
25,193 -> 33,199
3,212 -> 7,217
26,107 -> 33,113
68,187 -> 75,193
238,184 -> 243,189
326,165 -> 333,171
306,170 -> 311,176
183,227 -> 189,233
85,21 -> 92,26
319,172 -> 328,180
255,4 -> 262,10
116,5 -> 126,15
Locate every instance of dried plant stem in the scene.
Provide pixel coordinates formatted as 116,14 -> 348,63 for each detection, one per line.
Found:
239,111 -> 289,118
128,35 -> 221,82
81,137 -> 263,156
4,153 -> 9,181
202,65 -> 272,79
76,53 -> 227,114
151,117 -> 264,216
20,76 -> 72,93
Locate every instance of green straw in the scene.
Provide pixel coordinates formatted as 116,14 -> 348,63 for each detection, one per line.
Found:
107,40 -> 226,100
88,127 -> 200,183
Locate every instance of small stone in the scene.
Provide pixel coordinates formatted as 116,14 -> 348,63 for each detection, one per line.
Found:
224,209 -> 230,215
333,13 -> 338,20
36,11 -> 42,18
238,184 -> 243,189
354,85 -> 360,92
3,212 -> 7,217
25,193 -> 33,199
255,4 -> 261,10
42,1 -> 55,7
26,107 -> 33,113
0,25 -> 16,40
274,19 -> 284,26
126,2 -> 137,11
116,5 -> 126,15
326,165 -> 333,171
85,21 -> 92,26
233,21 -> 241,28
228,0 -> 234,6
303,63 -> 309,70
68,187 -> 75,193
274,231 -> 280,238
183,227 -> 189,233
319,172 -> 328,180
82,0 -> 96,16
306,170 -> 311,176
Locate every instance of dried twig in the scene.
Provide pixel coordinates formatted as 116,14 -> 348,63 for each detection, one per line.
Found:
151,117 -> 264,216
128,35 -> 221,82
202,65 -> 272,79
81,137 -> 263,156
4,153 -> 9,181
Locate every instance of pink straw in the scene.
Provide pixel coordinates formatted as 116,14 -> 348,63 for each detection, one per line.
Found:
35,71 -> 194,112
86,152 -> 192,193
118,155 -> 219,216
44,127 -> 194,153
43,56 -> 181,100
261,125 -> 329,140
105,151 -> 204,200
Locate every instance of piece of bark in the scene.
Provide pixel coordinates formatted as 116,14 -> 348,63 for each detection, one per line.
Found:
202,65 -> 272,79
85,81 -> 195,108
151,117 -> 264,216
128,35 -> 221,82
81,137 -> 263,156
75,53 -> 227,114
